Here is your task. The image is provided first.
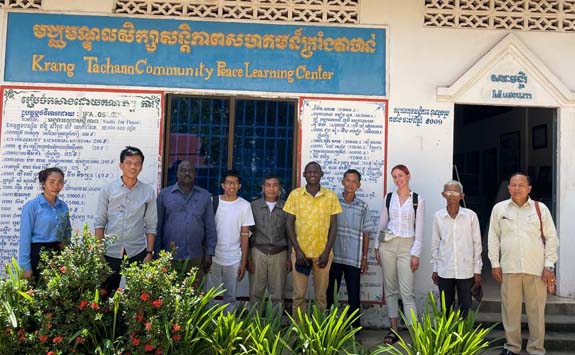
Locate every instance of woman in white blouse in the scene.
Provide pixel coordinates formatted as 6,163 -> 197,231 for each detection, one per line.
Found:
375,164 -> 425,344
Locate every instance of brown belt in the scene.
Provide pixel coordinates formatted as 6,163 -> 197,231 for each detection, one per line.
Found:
254,244 -> 288,255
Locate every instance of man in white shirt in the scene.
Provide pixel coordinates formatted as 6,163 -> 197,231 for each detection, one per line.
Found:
488,173 -> 558,355
431,180 -> 482,318
207,169 -> 255,313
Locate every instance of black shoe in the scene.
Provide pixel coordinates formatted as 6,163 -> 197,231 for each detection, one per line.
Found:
500,349 -> 519,355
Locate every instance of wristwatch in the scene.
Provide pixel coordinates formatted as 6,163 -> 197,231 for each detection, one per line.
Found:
147,250 -> 154,256
545,266 -> 555,272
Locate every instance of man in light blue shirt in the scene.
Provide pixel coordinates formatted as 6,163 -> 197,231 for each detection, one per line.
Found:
94,146 -> 157,295
326,169 -> 375,328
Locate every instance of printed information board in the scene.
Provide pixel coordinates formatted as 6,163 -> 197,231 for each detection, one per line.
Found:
0,87 -> 163,270
299,98 -> 387,303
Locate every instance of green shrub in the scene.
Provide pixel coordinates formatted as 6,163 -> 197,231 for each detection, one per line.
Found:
28,226 -> 113,354
286,304 -> 362,355
245,301 -> 288,355
0,224 -> 375,355
373,292 -> 495,355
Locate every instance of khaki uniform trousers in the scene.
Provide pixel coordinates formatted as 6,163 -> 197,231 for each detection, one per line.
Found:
501,273 -> 547,355
291,253 -> 333,316
249,248 -> 288,309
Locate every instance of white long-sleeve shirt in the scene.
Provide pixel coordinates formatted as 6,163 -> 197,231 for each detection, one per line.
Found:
431,207 -> 482,279
377,191 -> 425,257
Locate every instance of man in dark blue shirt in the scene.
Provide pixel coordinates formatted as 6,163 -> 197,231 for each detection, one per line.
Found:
156,160 -> 217,284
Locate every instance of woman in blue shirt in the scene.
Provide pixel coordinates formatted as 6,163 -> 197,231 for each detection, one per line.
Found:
19,167 -> 71,280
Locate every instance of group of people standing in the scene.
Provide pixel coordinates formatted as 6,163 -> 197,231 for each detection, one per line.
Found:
18,145 -> 559,355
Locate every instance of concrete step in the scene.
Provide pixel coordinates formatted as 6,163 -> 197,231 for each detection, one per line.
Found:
359,329 -> 575,354
476,298 -> 575,315
486,329 -> 575,352
476,312 -> 575,332
483,350 -> 575,355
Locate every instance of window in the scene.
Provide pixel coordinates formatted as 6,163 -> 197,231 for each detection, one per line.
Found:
165,95 -> 296,200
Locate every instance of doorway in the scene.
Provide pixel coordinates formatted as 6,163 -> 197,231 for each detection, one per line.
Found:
453,104 -> 556,278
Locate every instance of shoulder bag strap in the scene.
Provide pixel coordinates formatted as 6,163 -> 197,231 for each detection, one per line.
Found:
534,201 -> 545,245
385,192 -> 393,217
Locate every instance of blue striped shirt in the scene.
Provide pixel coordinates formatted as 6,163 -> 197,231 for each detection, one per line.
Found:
333,193 -> 376,268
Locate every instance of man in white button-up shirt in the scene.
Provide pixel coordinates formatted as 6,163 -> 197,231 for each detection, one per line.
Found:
488,173 -> 558,355
431,180 -> 482,318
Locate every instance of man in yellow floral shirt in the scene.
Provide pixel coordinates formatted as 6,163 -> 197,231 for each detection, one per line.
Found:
284,161 -> 342,316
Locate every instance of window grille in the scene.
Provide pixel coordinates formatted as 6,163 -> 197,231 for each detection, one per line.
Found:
114,0 -> 359,24
424,0 -> 575,32
0,0 -> 41,8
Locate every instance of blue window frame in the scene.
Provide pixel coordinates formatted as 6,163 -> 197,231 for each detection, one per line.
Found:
165,95 -> 296,200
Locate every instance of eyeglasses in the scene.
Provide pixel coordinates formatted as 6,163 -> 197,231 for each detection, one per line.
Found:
224,180 -> 240,186
443,191 -> 462,197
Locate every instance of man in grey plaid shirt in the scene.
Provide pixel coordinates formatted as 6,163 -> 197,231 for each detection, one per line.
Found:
326,169 -> 375,328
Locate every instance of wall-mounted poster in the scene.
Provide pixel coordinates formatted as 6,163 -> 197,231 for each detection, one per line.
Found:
299,97 -> 387,303
0,87 -> 163,270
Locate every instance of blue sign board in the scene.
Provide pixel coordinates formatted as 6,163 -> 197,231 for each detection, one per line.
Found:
5,13 -> 386,96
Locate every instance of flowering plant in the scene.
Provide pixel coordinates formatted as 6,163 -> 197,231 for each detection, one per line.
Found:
7,225 -> 113,354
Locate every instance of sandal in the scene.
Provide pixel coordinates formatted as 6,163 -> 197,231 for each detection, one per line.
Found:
383,330 -> 399,344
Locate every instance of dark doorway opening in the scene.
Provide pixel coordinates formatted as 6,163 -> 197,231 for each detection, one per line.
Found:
453,104 -> 555,274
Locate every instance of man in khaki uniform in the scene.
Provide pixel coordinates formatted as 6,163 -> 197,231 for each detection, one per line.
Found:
488,173 -> 558,355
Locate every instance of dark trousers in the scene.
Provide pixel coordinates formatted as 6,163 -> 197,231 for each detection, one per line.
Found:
326,262 -> 362,328
437,276 -> 474,318
103,249 -> 147,296
30,242 -> 62,279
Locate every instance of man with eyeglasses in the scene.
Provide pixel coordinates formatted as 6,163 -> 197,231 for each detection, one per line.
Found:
207,169 -> 254,313
431,180 -> 482,318
155,160 -> 217,285
488,173 -> 558,355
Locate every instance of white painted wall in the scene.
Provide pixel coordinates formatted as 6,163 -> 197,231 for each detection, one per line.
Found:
1,0 -> 574,326
360,0 -> 575,302
42,0 -> 114,13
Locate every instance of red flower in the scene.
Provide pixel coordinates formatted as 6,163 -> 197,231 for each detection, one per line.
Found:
47,352 -> 55,355
76,336 -> 84,344
172,334 -> 181,341
116,288 -> 124,294
53,335 -> 63,343
131,336 -> 140,346
172,323 -> 181,332
155,349 -> 164,355
161,267 -> 167,273
79,299 -> 89,310
151,299 -> 162,308
18,328 -> 26,341
144,321 -> 152,331
26,289 -> 35,296
39,334 -> 48,342
135,313 -> 144,322
144,344 -> 154,352
90,302 -> 99,310
99,288 -> 108,296
59,266 -> 67,273
140,292 -> 150,302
